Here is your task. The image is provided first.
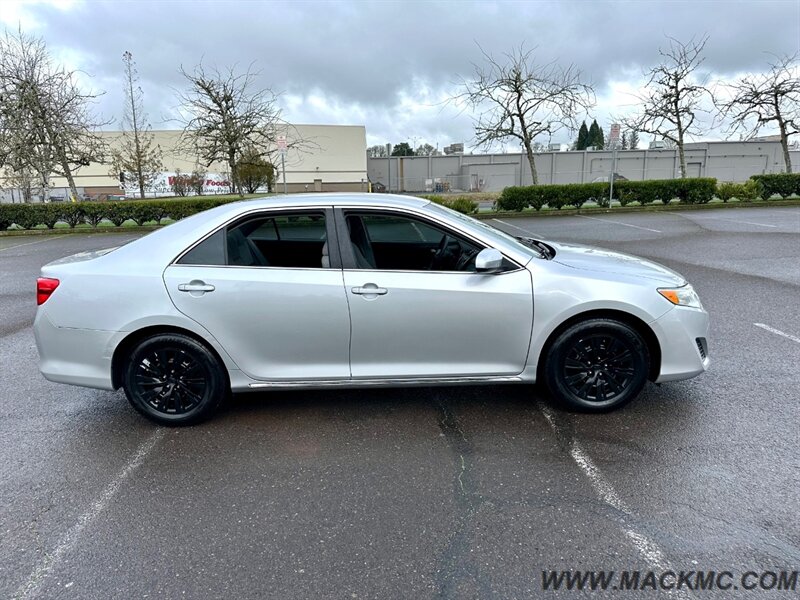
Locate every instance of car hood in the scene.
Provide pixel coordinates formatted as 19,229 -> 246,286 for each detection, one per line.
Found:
548,241 -> 686,285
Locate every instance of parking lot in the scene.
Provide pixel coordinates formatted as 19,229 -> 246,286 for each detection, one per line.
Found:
1,206 -> 799,598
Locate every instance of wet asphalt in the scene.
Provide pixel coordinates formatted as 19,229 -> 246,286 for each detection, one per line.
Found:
1,207 -> 799,599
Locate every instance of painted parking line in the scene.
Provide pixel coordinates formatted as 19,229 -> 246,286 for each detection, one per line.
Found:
14,429 -> 165,599
683,215 -> 779,228
754,323 -> 800,344
537,403 -> 690,599
577,215 -> 662,233
0,235 -> 68,252
491,218 -> 542,238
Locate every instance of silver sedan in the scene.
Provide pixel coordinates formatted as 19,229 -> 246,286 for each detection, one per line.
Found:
33,194 -> 709,425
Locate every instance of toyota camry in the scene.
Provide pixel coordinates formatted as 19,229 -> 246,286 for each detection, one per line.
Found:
33,194 -> 709,425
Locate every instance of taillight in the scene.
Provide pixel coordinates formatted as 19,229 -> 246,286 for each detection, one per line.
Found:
37,277 -> 60,305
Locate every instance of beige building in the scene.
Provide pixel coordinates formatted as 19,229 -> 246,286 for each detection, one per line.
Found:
1,124 -> 367,201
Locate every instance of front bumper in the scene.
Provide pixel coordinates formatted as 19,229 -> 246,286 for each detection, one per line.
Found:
33,309 -> 116,390
650,305 -> 710,383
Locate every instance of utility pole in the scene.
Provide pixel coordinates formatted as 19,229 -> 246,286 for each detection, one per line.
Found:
386,143 -> 392,193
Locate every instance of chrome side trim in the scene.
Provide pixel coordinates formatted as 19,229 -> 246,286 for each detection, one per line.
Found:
247,375 -> 524,389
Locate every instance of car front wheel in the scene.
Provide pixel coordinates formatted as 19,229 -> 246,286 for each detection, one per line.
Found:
544,318 -> 650,412
123,334 -> 226,425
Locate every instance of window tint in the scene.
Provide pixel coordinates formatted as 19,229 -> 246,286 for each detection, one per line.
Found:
178,212 -> 329,268
361,215 -> 442,243
348,212 -> 482,272
178,230 -> 225,265
228,212 -> 328,268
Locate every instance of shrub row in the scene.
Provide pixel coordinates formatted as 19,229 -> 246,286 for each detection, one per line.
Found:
0,197 -> 241,231
420,195 -> 479,214
716,180 -> 760,203
497,177 -> 721,211
616,178 -> 717,206
0,194 -> 482,231
749,173 -> 800,199
496,182 -> 610,211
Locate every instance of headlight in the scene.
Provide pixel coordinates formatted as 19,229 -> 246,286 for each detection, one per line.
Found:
657,284 -> 703,309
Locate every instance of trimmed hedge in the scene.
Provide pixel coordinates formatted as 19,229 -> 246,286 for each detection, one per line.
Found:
2,194 -> 482,231
0,197 -> 240,231
493,186 -> 530,212
496,182 -> 606,212
498,178 -> 718,211
717,180 -> 759,203
420,195 -> 479,214
750,173 -> 800,199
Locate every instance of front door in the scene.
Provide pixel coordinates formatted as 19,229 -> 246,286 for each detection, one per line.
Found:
339,210 -> 533,378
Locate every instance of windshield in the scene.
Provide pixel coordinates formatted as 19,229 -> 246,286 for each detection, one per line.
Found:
425,202 -> 545,259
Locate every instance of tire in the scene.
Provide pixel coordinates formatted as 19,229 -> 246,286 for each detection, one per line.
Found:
543,318 -> 649,412
123,334 -> 227,426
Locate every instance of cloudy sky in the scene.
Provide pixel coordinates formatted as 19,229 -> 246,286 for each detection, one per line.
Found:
2,0 -> 799,150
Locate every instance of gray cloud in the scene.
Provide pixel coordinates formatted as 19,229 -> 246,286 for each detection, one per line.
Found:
7,0 -> 800,148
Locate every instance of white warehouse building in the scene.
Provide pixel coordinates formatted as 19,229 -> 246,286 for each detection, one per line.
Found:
1,124 -> 368,202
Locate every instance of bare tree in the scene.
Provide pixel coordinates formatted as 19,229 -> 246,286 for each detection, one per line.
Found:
176,62 -> 283,197
171,169 -> 189,196
110,51 -> 163,199
367,144 -> 388,158
720,53 -> 799,173
621,35 -> 712,178
0,28 -> 105,201
456,45 -> 594,184
0,30 -> 52,201
415,142 -> 440,156
190,163 -> 207,195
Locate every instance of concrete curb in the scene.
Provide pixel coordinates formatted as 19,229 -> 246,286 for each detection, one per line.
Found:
0,226 -> 160,237
473,199 -> 800,220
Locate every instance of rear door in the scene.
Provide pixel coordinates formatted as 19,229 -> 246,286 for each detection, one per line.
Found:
163,208 -> 352,381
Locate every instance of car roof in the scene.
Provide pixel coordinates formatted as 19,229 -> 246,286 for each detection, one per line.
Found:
221,193 -> 430,211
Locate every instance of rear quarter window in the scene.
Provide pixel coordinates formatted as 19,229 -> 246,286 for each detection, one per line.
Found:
178,230 -> 226,265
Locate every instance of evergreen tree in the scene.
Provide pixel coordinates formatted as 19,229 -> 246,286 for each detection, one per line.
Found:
588,119 -> 604,149
629,130 -> 640,149
391,142 -> 415,156
576,121 -> 589,150
621,131 -> 629,149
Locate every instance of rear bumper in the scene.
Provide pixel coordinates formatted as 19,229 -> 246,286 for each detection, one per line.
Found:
650,305 -> 710,383
33,309 -> 116,390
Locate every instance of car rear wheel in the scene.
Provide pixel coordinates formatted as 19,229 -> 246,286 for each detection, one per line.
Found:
544,319 -> 649,412
123,334 -> 226,425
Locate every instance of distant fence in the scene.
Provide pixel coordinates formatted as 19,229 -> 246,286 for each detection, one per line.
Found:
379,165 -> 782,194
368,142 -> 800,193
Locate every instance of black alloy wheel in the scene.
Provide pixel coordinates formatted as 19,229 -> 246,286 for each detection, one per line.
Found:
544,318 -> 649,412
123,334 -> 226,425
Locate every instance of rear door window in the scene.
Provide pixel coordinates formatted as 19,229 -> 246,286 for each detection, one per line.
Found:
178,212 -> 330,268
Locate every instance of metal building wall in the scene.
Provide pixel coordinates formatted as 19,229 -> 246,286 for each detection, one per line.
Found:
368,141 -> 799,193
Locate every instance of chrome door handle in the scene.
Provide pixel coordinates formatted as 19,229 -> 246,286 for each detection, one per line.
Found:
178,281 -> 215,293
351,285 -> 388,296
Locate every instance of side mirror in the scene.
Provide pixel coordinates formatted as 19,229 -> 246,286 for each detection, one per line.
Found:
475,248 -> 504,273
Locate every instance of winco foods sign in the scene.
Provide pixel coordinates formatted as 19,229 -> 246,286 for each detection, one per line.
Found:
122,172 -> 232,196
